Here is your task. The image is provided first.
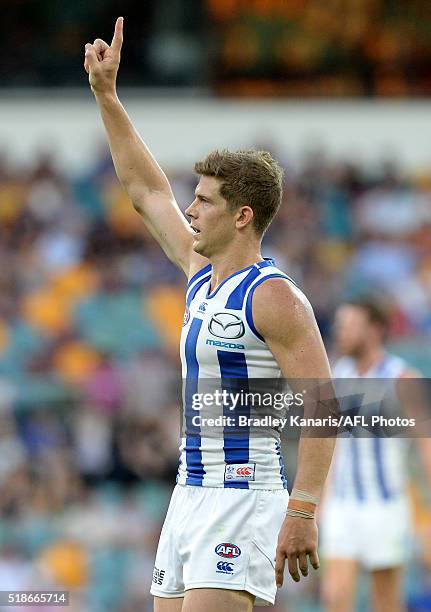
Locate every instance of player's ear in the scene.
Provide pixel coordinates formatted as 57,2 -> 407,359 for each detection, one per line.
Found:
235,206 -> 254,230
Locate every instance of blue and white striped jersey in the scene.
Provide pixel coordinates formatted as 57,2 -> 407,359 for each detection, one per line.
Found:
177,258 -> 294,489
331,353 -> 409,502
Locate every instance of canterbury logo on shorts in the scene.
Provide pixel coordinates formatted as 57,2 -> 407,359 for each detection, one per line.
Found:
216,561 -> 235,574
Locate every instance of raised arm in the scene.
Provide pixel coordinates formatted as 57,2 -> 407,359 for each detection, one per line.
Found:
84,17 -> 207,276
252,278 -> 336,586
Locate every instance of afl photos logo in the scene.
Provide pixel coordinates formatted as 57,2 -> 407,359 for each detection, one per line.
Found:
208,312 -> 245,339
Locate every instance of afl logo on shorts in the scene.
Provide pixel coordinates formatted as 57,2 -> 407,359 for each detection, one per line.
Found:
183,308 -> 190,326
215,543 -> 241,558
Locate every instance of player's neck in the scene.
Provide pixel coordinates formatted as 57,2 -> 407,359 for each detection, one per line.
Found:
209,244 -> 263,294
354,346 -> 385,376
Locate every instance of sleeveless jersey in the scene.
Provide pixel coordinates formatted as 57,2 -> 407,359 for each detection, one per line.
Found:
177,258 -> 295,489
331,353 -> 409,502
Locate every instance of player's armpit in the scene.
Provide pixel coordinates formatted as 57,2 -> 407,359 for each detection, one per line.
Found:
125,184 -> 208,278
130,189 -> 199,275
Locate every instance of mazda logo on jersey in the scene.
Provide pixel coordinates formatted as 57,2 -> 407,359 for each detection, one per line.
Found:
208,312 -> 245,339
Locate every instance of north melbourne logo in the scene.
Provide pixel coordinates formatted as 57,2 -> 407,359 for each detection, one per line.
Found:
208,312 -> 245,339
183,308 -> 190,326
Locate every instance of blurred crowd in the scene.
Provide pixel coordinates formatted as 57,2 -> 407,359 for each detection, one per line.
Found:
0,145 -> 431,610
1,0 -> 431,95
210,0 -> 431,96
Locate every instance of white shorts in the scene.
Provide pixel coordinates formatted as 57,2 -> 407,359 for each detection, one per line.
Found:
150,484 -> 289,606
320,496 -> 412,569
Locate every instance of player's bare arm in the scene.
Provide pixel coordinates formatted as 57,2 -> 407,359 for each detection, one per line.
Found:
253,278 -> 336,586
83,17 -> 207,277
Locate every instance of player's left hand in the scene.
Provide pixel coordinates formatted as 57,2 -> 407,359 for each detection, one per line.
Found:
275,515 -> 319,586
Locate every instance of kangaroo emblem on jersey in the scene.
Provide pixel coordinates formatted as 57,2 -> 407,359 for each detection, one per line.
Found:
183,308 -> 190,326
208,312 -> 245,339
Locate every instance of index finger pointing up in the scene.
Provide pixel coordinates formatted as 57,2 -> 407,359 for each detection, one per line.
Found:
111,16 -> 124,53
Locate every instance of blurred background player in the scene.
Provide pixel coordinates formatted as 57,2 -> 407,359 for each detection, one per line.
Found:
320,299 -> 431,612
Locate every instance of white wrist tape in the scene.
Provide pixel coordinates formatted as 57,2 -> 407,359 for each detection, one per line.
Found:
290,488 -> 319,505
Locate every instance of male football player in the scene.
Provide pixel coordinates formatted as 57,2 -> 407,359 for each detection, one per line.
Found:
84,18 -> 335,612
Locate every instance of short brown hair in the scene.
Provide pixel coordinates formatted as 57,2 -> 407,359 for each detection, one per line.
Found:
194,149 -> 284,236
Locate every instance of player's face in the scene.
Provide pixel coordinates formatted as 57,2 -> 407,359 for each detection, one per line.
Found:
185,176 -> 238,258
334,305 -> 370,357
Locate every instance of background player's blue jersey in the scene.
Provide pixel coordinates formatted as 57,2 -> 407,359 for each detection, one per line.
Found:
331,353 -> 409,502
